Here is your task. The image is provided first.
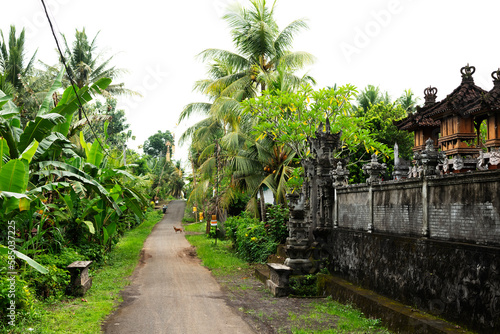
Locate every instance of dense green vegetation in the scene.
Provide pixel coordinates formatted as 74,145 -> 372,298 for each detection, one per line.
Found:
179,0 -> 414,223
0,25 -> 182,328
1,210 -> 162,333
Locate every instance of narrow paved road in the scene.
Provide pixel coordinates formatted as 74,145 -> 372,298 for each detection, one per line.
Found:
103,200 -> 255,334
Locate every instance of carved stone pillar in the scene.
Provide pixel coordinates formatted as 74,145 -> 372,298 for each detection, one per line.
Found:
393,143 -> 410,180
284,192 -> 313,274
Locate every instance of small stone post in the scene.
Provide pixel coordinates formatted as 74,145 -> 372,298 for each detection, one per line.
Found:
66,261 -> 93,296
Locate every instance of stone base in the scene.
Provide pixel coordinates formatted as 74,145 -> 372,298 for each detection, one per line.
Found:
66,278 -> 92,296
266,279 -> 289,297
284,258 -> 313,275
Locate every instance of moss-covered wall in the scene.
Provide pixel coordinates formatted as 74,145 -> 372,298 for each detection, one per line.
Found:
327,229 -> 500,333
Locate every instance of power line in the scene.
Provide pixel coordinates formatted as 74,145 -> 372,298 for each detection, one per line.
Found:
40,0 -> 110,159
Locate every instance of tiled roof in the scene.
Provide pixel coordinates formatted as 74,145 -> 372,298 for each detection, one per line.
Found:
462,70 -> 500,113
422,65 -> 487,118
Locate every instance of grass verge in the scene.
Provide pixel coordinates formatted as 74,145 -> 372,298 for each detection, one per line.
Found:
7,210 -> 163,334
184,234 -> 249,277
183,222 -> 205,233
288,297 -> 390,333
185,233 -> 390,333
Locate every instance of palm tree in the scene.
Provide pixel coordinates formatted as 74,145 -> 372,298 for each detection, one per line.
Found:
354,85 -> 390,114
396,89 -> 419,113
60,29 -> 131,93
38,28 -> 138,120
230,136 -> 295,220
0,26 -> 57,126
198,0 -> 314,99
0,26 -> 37,91
180,0 -> 314,219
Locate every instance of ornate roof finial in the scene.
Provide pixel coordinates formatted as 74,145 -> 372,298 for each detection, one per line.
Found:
423,86 -> 438,105
491,68 -> 500,87
460,63 -> 475,83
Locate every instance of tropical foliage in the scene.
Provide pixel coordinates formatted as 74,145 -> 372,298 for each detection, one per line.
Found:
180,0 -> 314,221
0,24 -> 174,327
180,0 -> 415,226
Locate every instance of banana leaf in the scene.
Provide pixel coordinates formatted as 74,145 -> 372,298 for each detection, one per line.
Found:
18,114 -> 65,153
0,245 -> 48,274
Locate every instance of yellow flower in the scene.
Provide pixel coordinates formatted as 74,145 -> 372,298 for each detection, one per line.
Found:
251,237 -> 257,241
245,234 -> 248,237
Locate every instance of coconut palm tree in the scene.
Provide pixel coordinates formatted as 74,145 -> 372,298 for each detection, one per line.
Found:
230,136 -> 295,219
60,29 -> 130,93
396,89 -> 419,113
0,26 -> 37,91
354,85 -> 390,114
198,0 -> 314,99
180,0 -> 314,217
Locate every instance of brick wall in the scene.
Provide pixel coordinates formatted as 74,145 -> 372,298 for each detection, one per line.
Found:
334,170 -> 500,246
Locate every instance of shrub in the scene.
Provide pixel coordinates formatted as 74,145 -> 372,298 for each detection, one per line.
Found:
0,256 -> 35,321
224,212 -> 256,245
265,204 -> 289,244
28,248 -> 83,299
225,213 -> 278,263
29,264 -> 70,300
289,274 -> 318,296
235,221 -> 278,262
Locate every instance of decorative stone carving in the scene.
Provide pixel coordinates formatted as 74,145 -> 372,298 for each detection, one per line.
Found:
331,161 -> 349,187
477,151 -> 489,170
490,150 -> 500,166
284,118 -> 343,274
413,138 -> 440,177
452,155 -> 464,171
442,159 -> 449,173
362,154 -> 387,184
284,192 -> 313,274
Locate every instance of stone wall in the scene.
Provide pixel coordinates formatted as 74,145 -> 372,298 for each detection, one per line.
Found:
328,170 -> 500,332
327,229 -> 500,333
284,122 -> 500,332
335,170 -> 500,246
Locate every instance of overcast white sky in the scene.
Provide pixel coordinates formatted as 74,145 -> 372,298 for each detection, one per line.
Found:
3,0 -> 500,168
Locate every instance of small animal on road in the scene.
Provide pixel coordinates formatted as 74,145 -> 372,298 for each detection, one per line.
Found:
173,226 -> 183,233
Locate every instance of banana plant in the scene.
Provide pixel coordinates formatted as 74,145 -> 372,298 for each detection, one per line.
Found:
0,69 -> 111,214
0,69 -> 112,272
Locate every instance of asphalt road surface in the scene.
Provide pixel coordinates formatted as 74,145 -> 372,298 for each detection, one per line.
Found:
103,200 -> 255,334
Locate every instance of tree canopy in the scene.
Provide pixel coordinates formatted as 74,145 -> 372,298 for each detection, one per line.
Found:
143,130 -> 175,158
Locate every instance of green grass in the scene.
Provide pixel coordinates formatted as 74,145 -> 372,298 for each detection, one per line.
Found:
183,222 -> 206,233
289,297 -> 390,334
7,210 -> 163,334
184,234 -> 249,277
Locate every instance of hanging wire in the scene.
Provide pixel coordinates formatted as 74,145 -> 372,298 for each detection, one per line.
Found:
40,0 -> 110,158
